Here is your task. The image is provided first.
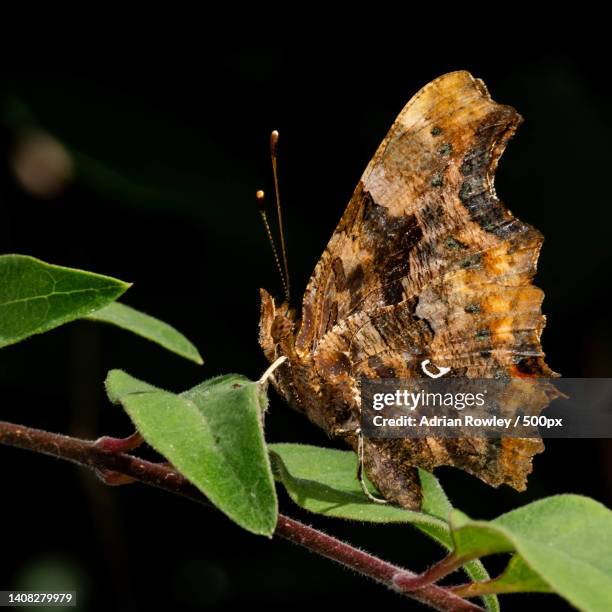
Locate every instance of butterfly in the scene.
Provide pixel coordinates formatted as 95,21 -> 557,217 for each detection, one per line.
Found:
258,71 -> 556,509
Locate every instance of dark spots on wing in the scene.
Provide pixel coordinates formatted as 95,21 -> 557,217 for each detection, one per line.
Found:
465,303 -> 481,314
361,190 -> 424,307
368,355 -> 397,378
431,172 -> 444,188
460,158 -> 475,175
438,143 -> 453,156
475,329 -> 491,341
444,236 -> 467,250
332,257 -> 346,291
459,253 -> 482,269
480,350 -> 492,359
376,214 -> 423,305
347,264 -> 365,310
431,126 -> 443,137
459,178 -> 481,202
382,277 -> 405,305
347,264 -> 365,293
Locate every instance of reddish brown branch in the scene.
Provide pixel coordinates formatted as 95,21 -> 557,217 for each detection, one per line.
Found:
0,420 -> 482,612
393,553 -> 470,591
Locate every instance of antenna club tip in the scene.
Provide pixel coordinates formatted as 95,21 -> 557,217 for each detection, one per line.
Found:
270,130 -> 279,153
256,189 -> 266,209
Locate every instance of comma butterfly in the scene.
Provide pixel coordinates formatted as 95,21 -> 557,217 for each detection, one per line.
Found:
258,71 -> 556,509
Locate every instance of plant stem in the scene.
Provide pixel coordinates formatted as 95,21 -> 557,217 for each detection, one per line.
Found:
275,515 -> 482,610
393,553 -> 470,590
0,420 -> 482,612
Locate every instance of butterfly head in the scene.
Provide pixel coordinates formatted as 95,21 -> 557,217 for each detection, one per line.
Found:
259,287 -> 305,407
258,287 -> 296,359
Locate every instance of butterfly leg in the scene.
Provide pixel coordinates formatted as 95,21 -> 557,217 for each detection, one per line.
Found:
331,423 -> 389,504
356,429 -> 389,504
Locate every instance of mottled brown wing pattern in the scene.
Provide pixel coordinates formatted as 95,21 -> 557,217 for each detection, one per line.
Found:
259,71 -> 555,510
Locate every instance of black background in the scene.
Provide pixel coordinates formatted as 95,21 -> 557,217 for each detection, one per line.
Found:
1,31 -> 610,611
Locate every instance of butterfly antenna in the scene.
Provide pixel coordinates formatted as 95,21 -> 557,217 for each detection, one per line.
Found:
256,189 -> 289,300
270,130 -> 291,302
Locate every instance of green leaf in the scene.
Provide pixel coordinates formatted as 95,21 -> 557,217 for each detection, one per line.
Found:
270,443 -> 499,612
455,555 -> 551,597
0,254 -> 129,348
87,302 -> 203,364
270,443 -> 443,526
105,370 -> 277,536
449,495 -> 612,611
